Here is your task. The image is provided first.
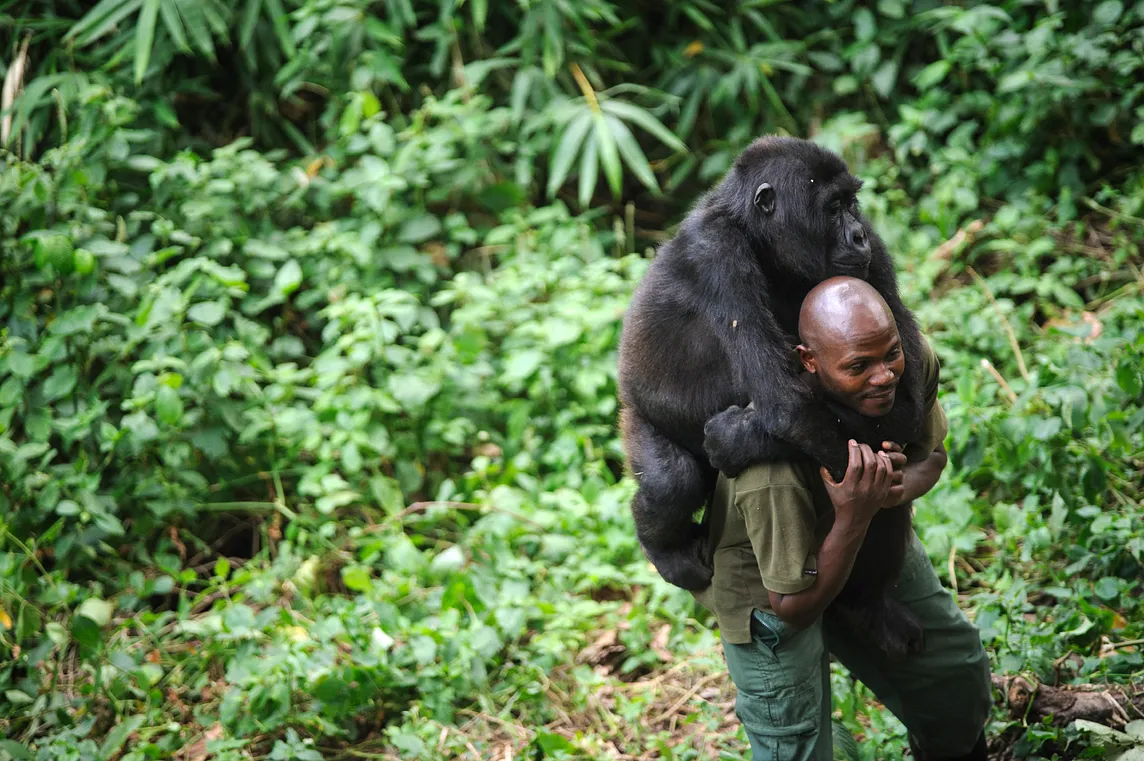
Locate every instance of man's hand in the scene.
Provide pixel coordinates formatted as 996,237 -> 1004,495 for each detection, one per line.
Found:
880,441 -> 907,507
881,440 -> 948,506
819,440 -> 894,526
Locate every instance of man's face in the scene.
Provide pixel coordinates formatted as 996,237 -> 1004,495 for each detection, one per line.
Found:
798,315 -> 905,418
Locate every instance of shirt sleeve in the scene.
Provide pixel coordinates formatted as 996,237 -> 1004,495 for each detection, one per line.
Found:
736,483 -> 819,595
907,338 -> 949,461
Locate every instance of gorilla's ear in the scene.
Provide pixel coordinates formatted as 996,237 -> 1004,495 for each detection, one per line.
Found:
753,182 -> 775,214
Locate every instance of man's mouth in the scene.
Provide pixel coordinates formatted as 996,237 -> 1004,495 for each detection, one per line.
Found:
865,386 -> 896,401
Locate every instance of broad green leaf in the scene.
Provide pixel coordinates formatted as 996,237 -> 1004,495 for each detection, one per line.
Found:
3,692 -> 33,706
0,740 -> 31,760
77,597 -> 113,627
187,300 -> 227,326
51,305 -> 101,336
1094,0 -> 1123,25
72,616 -> 102,650
155,385 -> 184,426
57,500 -> 81,516
42,365 -> 78,403
599,99 -> 687,153
1094,577 -> 1119,601
853,8 -> 877,40
535,731 -> 577,755
430,545 -> 465,574
341,565 -> 372,592
135,0 -> 160,83
594,114 -> 623,200
316,490 -> 358,514
503,349 -> 544,385
100,715 -> 145,761
1117,358 -> 1141,397
605,113 -> 659,193
913,60 -> 950,90
398,214 -> 442,243
275,259 -> 303,297
0,377 -> 21,406
6,351 -> 36,379
342,440 -> 362,473
872,60 -> 898,99
547,111 -> 593,198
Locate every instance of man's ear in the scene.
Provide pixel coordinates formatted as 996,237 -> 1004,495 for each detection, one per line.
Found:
796,344 -> 817,375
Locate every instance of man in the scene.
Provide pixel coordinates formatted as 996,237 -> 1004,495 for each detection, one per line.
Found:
693,276 -> 991,760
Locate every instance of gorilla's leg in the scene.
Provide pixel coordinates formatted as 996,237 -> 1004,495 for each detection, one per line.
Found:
622,409 -> 716,590
832,506 -> 926,660
830,593 -> 926,662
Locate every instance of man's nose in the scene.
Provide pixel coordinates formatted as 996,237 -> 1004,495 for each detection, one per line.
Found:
869,365 -> 896,386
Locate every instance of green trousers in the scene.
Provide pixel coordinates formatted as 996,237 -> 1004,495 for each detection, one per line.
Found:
720,532 -> 992,760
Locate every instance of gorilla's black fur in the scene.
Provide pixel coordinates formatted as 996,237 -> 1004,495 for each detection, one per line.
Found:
617,136 -> 930,659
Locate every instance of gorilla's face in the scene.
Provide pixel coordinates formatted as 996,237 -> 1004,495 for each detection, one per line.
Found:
824,188 -> 873,278
730,142 -> 878,286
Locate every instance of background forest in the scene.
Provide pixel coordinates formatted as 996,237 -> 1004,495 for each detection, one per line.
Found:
2,1 -> 1144,759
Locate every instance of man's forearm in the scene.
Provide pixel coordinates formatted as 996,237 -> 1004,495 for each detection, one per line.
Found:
767,517 -> 869,630
899,444 -> 947,504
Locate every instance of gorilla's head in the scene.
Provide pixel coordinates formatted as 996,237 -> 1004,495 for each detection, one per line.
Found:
717,136 -> 886,285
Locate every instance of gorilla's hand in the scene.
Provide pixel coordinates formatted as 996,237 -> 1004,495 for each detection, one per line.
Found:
703,406 -> 757,477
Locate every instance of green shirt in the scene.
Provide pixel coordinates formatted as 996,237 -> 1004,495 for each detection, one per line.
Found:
692,339 -> 948,644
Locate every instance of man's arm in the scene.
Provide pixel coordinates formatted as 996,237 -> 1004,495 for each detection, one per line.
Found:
899,441 -> 946,502
767,513 -> 872,631
766,441 -> 895,630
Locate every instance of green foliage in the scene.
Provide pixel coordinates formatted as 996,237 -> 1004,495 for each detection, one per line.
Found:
2,1 -> 1144,759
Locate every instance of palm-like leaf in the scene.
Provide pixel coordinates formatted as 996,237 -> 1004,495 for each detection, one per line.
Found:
545,70 -> 688,208
64,0 -> 294,87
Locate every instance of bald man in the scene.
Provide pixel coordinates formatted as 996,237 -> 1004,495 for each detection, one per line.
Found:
692,277 -> 991,761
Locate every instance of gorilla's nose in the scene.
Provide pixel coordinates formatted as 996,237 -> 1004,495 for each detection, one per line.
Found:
847,221 -> 869,252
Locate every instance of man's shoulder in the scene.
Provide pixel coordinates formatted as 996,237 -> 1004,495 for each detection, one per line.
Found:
920,335 -> 941,377
730,459 -> 814,494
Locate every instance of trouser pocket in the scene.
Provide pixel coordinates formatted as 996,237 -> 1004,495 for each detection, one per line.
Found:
723,611 -> 827,761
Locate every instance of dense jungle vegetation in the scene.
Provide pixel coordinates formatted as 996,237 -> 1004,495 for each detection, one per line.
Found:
2,1 -> 1144,759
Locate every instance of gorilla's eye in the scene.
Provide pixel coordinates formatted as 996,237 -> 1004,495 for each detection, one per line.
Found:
828,199 -> 842,215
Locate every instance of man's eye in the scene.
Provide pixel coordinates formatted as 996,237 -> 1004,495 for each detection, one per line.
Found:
887,346 -> 901,358
849,363 -> 866,374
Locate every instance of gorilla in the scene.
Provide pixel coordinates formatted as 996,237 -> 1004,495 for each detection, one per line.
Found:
616,136 -> 929,658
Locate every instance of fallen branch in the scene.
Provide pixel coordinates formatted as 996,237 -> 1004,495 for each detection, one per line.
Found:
992,674 -> 1144,727
931,219 -> 986,261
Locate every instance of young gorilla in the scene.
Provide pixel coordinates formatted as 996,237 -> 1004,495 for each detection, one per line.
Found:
617,137 -> 927,656
692,276 -> 991,761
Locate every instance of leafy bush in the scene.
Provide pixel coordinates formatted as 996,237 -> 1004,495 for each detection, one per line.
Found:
2,1 -> 1143,759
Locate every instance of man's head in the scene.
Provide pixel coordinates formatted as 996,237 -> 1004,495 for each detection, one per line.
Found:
797,276 -> 904,417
